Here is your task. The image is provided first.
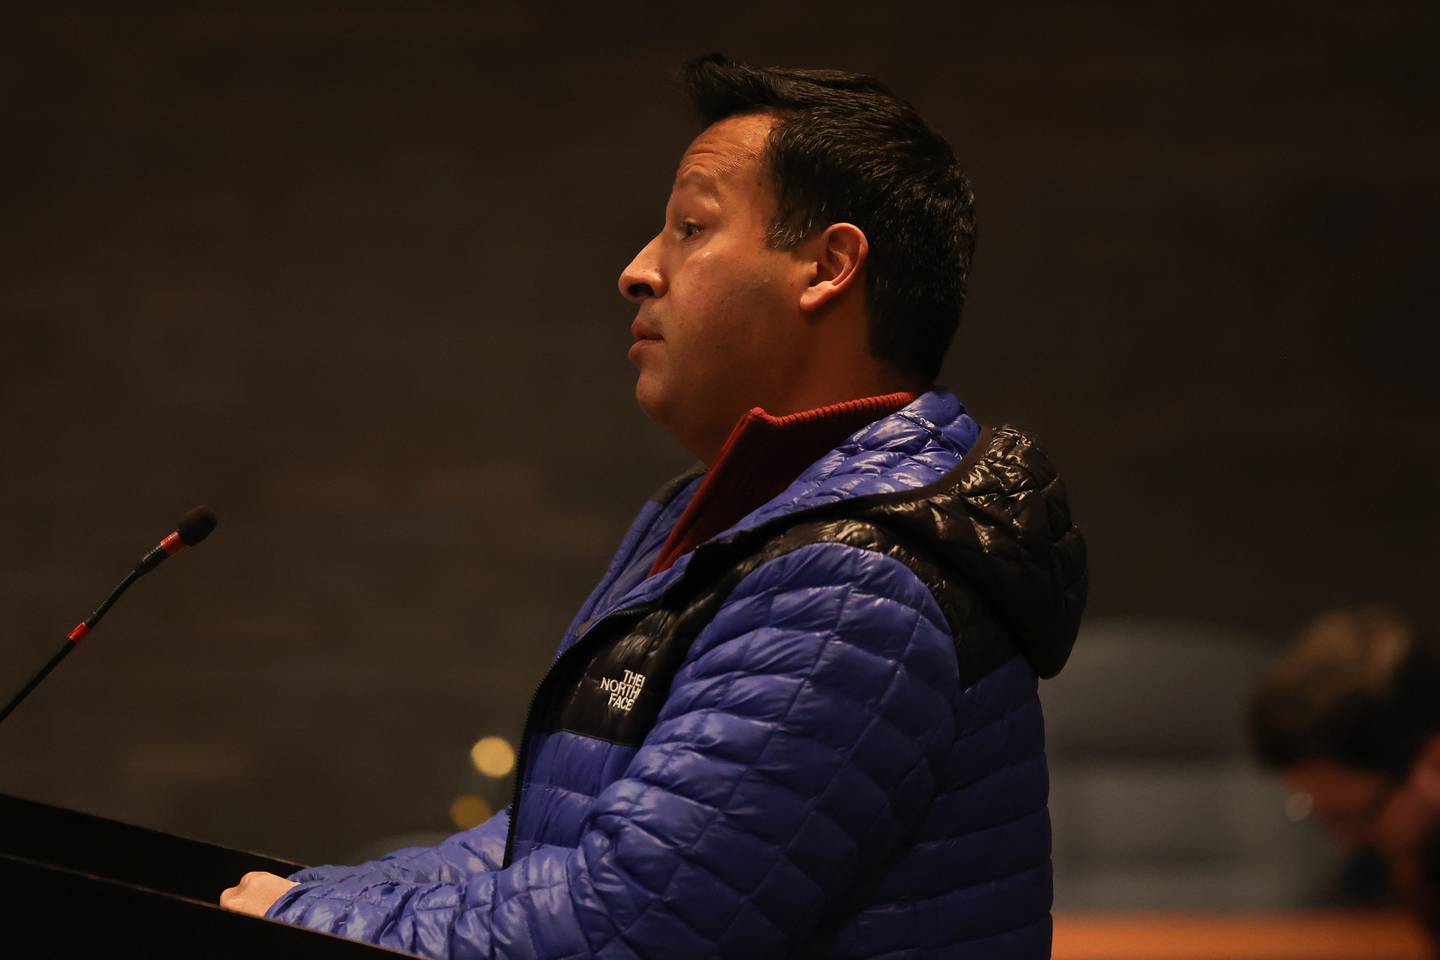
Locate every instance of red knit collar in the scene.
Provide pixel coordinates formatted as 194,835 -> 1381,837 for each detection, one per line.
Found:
647,391 -> 917,576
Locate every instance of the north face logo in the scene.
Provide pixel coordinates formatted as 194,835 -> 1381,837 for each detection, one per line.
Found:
598,669 -> 647,713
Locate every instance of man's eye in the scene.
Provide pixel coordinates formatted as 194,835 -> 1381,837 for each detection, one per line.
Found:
680,221 -> 703,239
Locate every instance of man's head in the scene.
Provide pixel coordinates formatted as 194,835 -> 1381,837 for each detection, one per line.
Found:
618,54 -> 975,463
1250,607 -> 1440,925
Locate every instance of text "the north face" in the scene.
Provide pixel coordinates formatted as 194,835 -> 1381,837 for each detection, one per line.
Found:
599,669 -> 647,713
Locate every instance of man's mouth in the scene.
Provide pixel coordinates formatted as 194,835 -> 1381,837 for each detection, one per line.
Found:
630,318 -> 662,342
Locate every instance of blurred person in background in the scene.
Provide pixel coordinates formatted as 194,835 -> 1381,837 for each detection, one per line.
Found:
219,53 -> 1087,958
1251,606 -> 1440,943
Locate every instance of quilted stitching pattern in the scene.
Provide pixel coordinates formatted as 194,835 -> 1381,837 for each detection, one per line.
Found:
737,393 -> 979,537
291,808 -> 513,887
267,388 -> 1084,959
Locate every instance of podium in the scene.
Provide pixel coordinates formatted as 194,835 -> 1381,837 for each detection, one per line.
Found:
0,791 -> 410,956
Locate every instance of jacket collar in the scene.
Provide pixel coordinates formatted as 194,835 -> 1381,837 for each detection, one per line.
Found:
590,387 -> 980,620
647,391 -> 917,576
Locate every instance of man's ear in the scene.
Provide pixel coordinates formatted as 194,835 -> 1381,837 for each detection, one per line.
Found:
798,223 -> 869,313
1410,735 -> 1440,803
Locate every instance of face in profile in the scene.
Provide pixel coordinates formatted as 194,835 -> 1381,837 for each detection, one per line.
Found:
1285,761 -> 1421,854
616,112 -> 815,463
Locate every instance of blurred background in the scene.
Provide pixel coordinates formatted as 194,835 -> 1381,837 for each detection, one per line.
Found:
1,0 -> 1435,919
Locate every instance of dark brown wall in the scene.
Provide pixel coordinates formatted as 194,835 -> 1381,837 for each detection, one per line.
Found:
2,3 -> 1436,874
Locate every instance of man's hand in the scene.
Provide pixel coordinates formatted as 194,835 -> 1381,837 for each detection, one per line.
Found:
219,871 -> 298,917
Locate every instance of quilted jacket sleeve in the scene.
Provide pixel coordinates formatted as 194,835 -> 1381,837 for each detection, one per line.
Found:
266,543 -> 962,959
286,808 -> 512,886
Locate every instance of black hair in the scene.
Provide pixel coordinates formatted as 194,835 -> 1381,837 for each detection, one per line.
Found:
680,53 -> 975,384
1249,607 -> 1440,780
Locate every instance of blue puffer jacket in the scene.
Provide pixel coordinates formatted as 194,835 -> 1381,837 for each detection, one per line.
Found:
267,388 -> 1087,959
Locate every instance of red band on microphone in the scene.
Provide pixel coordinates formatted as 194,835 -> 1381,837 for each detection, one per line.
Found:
68,623 -> 90,644
160,532 -> 184,556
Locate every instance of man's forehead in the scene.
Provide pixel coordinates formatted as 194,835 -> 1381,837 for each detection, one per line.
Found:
672,114 -> 775,192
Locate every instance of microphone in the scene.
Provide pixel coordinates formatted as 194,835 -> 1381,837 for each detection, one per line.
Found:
0,506 -> 218,727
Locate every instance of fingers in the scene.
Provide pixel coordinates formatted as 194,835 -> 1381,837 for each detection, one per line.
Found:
219,870 -> 258,910
219,871 -> 294,917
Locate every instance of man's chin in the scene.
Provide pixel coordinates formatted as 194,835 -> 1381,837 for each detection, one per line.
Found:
635,377 -> 700,455
634,375 -> 668,425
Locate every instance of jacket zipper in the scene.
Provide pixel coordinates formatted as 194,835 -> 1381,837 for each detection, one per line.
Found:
495,431 -> 995,867
501,603 -> 653,867
498,505 -> 878,866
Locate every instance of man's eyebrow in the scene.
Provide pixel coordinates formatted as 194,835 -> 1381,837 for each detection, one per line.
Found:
673,170 -> 720,195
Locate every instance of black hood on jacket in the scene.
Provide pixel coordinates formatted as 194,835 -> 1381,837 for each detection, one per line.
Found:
850,424 -> 1088,679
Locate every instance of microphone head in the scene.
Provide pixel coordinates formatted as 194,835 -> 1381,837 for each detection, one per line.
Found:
177,506 -> 218,546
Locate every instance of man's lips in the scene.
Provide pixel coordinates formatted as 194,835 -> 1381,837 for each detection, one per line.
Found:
630,318 -> 662,342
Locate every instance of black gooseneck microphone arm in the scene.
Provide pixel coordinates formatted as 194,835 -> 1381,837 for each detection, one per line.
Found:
0,506 -> 217,727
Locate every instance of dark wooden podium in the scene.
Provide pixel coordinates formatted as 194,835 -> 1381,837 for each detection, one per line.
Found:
0,792 -> 412,957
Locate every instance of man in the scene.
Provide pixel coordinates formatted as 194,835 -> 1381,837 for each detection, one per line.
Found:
222,53 -> 1087,958
1250,607 -> 1440,942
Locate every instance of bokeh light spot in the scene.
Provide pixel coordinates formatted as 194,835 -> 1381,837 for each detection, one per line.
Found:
470,735 -> 516,778
449,794 -> 493,829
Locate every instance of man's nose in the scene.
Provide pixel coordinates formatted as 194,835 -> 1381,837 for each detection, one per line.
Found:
618,236 -> 665,303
